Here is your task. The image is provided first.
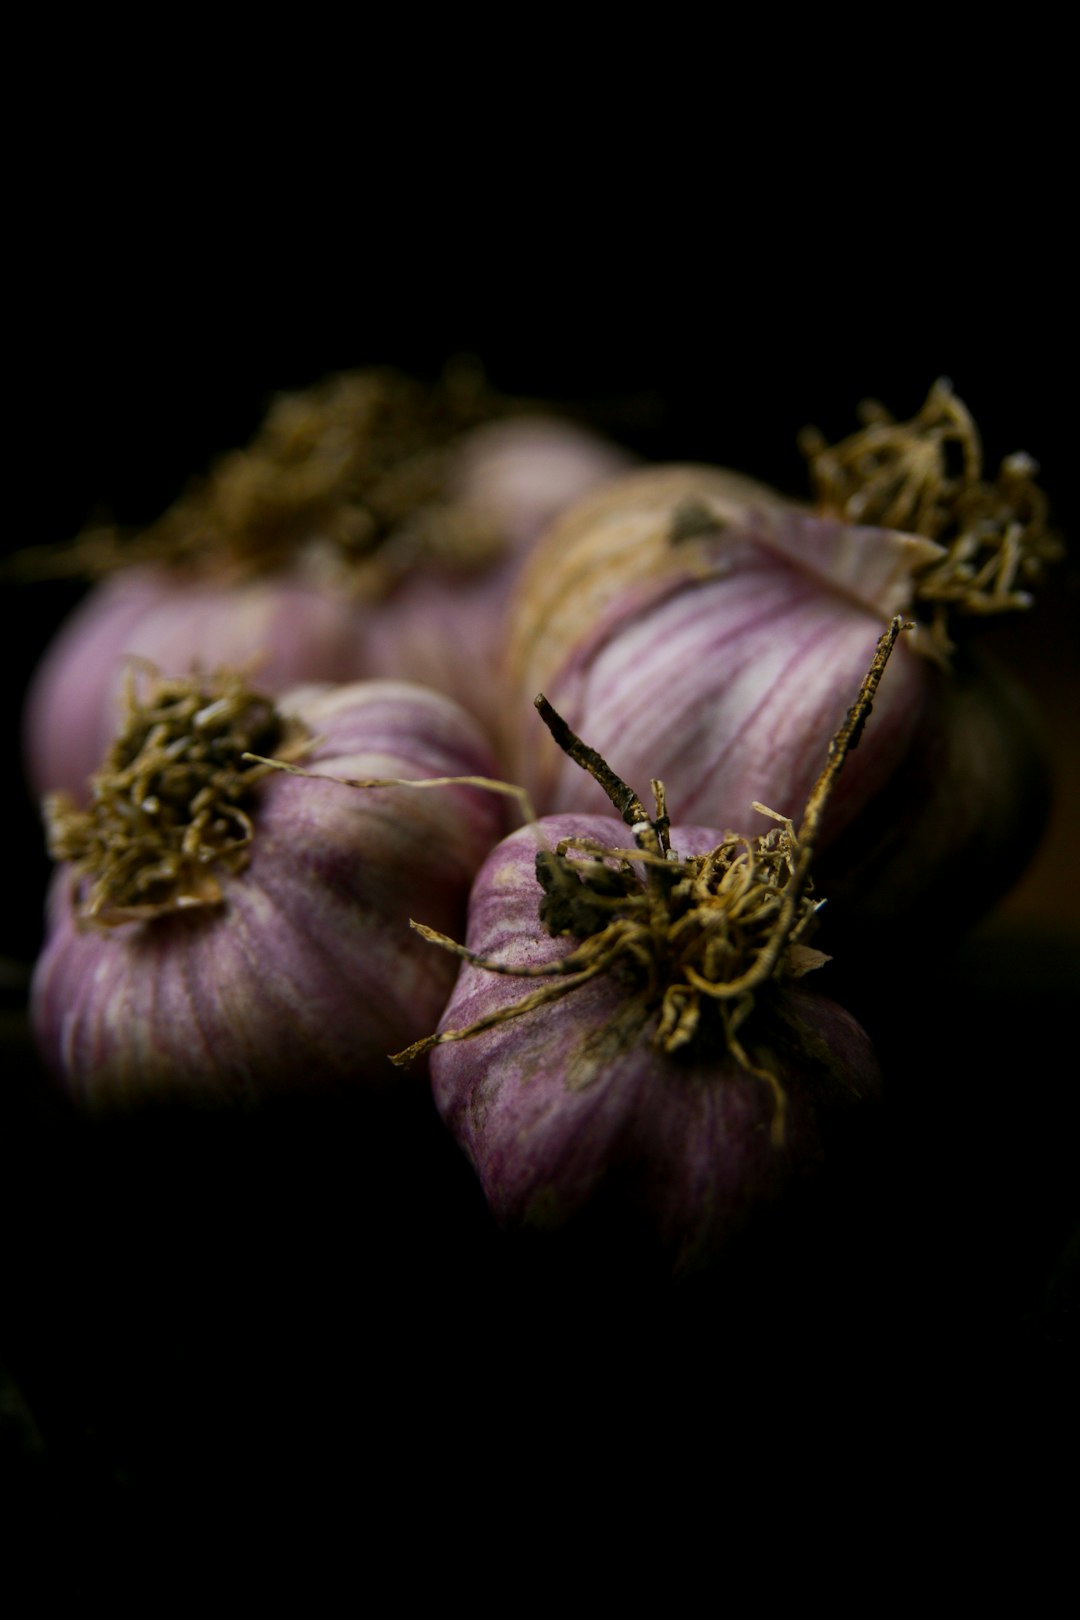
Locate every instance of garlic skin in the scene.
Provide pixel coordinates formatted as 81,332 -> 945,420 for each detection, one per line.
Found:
428,816 -> 881,1273
32,681 -> 506,1107
503,465 -> 1049,938
24,412 -> 631,803
810,638 -> 1051,942
352,415 -> 633,736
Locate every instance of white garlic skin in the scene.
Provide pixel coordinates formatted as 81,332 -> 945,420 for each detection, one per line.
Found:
31,681 -> 506,1107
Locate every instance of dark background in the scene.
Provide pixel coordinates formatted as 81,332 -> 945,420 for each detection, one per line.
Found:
3,93 -> 1077,1510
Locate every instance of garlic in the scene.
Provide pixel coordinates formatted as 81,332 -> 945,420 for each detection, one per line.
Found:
396,623 -> 903,1272
32,671 -> 506,1106
21,366 -> 631,800
351,413 -> 632,735
502,381 -> 1057,940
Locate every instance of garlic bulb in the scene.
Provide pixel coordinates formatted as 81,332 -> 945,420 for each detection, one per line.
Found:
352,413 -> 632,735
400,626 -> 901,1271
424,815 -> 881,1271
502,382 -> 1057,938
22,367 -> 631,800
32,672 -> 505,1106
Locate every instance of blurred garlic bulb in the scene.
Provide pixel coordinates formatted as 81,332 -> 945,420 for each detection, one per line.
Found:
22,365 -> 631,800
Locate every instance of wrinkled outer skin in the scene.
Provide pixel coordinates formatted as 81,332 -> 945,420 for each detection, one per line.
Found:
503,464 -> 1047,940
24,416 -> 631,801
32,682 -> 506,1107
429,816 -> 882,1273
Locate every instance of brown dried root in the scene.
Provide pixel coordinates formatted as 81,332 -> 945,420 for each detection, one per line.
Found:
45,665 -> 309,926
801,378 -> 1061,653
10,361 -> 509,593
391,618 -> 910,1143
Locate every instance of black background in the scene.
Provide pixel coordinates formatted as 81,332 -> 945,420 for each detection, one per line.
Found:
3,66 -> 1077,1517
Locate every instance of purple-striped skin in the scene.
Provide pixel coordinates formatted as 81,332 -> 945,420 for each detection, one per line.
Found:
32,682 -> 505,1107
529,550 -> 925,844
429,816 -> 882,1273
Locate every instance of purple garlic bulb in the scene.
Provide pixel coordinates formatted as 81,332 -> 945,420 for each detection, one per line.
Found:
32,673 -> 505,1107
401,625 -> 903,1271
426,813 -> 881,1272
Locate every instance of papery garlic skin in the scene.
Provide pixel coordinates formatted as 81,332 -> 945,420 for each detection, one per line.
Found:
32,681 -> 505,1107
429,817 -> 882,1272
503,466 -> 1048,938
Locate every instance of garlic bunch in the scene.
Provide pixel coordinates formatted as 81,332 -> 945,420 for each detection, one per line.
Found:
502,381 -> 1057,939
23,366 -> 631,800
32,671 -> 505,1106
396,624 -> 903,1272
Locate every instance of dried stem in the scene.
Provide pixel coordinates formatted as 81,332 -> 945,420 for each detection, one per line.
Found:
532,694 -> 663,853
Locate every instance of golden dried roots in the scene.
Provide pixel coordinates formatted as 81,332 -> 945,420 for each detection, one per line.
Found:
802,378 -> 1061,650
45,666 -> 307,925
